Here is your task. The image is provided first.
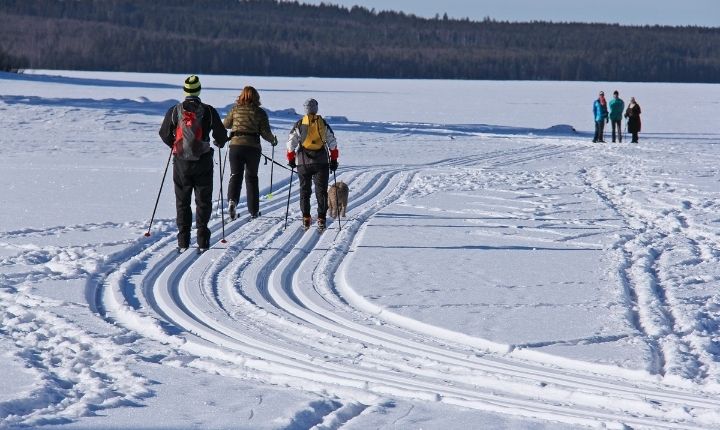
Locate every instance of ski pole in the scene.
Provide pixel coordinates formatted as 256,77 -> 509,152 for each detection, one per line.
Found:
144,147 -> 173,237
223,142 -> 228,174
284,168 -> 294,229
261,153 -> 292,171
324,145 -> 342,232
218,147 -> 227,244
332,167 -> 341,232
216,144 -> 228,213
268,145 -> 275,199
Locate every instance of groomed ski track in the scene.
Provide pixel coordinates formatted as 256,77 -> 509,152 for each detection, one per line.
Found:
92,142 -> 720,430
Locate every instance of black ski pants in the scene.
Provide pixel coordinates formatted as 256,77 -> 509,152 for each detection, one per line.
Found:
173,151 -> 213,249
593,120 -> 606,142
297,163 -> 329,219
227,145 -> 261,216
611,120 -> 622,142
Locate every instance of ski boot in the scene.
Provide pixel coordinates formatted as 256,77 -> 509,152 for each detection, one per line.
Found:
228,200 -> 237,220
302,216 -> 312,231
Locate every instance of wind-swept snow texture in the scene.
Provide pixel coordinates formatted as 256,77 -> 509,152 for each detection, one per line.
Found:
1,70 -> 720,429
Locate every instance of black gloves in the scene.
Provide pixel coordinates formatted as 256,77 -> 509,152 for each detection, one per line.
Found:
271,135 -> 278,146
329,159 -> 338,172
213,140 -> 225,149
288,159 -> 296,169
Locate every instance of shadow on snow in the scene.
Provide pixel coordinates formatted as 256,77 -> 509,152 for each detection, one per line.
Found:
0,92 -> 581,139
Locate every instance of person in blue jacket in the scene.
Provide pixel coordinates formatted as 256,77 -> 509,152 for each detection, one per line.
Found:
592,91 -> 609,143
608,90 -> 625,143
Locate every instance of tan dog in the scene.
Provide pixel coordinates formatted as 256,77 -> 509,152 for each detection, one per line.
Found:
328,181 -> 349,218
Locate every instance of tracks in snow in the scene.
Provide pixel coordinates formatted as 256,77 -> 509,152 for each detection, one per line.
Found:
582,164 -> 720,383
94,142 -> 720,429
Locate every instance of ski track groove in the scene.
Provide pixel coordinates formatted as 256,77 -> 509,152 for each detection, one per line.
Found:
160,165 -> 712,426
90,142 -> 720,429
581,165 -> 718,383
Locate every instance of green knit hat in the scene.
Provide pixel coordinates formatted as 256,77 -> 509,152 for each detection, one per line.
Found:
183,75 -> 201,97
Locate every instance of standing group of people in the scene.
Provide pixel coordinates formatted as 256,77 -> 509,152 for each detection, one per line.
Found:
592,90 -> 642,143
159,75 -> 340,253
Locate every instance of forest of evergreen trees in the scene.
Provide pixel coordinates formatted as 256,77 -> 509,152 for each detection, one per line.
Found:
2,0 -> 719,82
0,46 -> 27,72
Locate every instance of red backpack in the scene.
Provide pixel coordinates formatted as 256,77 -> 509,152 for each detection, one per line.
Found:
173,102 -> 205,160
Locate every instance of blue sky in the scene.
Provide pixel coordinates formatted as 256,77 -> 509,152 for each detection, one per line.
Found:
298,0 -> 719,27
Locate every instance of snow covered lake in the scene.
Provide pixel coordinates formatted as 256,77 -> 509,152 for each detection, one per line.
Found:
1,70 -> 720,429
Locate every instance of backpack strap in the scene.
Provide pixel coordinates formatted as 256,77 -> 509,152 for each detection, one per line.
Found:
290,118 -> 302,134
174,103 -> 183,124
204,103 -> 213,129
173,103 -> 184,141
317,116 -> 327,146
320,117 -> 333,135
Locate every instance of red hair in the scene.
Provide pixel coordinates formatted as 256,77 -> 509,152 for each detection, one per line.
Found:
236,86 -> 261,107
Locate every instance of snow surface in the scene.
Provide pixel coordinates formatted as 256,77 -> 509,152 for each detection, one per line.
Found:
1,70 -> 720,429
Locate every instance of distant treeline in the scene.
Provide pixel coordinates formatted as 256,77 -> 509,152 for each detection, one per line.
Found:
0,46 -> 27,72
2,0 -> 720,82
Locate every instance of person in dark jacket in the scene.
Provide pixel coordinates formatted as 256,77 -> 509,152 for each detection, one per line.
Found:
608,90 -> 625,143
286,98 -> 339,231
624,97 -> 642,143
223,86 -> 277,220
592,91 -> 609,143
159,75 -> 228,253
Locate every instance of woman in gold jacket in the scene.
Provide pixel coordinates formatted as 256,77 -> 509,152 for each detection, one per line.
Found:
223,86 -> 277,219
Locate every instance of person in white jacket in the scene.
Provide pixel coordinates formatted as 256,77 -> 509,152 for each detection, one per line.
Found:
286,98 -> 339,231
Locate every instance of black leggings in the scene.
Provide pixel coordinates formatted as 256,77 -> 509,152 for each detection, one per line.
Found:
227,145 -> 261,216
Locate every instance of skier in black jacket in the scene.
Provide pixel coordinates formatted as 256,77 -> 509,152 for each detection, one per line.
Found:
159,75 -> 228,253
